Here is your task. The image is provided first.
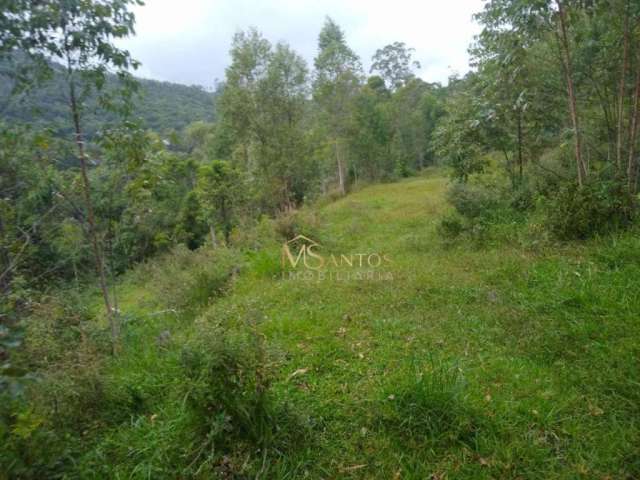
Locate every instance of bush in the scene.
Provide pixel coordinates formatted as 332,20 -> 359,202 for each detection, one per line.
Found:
439,181 -> 522,241
543,180 -> 635,240
229,215 -> 279,251
21,294 -> 98,367
0,337 -> 108,479
437,213 -> 465,239
0,398 -> 71,479
446,182 -> 501,220
181,326 -> 276,447
508,180 -> 536,212
273,207 -> 323,242
68,318 -> 306,478
133,245 -> 241,310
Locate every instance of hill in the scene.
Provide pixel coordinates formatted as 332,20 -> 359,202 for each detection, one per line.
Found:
0,63 -> 216,136
11,169 -> 640,478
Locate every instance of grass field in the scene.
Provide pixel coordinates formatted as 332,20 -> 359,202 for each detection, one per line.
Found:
74,170 -> 640,478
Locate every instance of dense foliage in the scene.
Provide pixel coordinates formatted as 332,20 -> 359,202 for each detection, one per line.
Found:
435,0 -> 640,240
0,60 -> 216,136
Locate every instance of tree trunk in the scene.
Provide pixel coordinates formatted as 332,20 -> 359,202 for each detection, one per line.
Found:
628,56 -> 640,194
353,161 -> 358,187
209,225 -> 218,247
68,74 -> 117,354
617,0 -> 630,171
335,139 -> 345,195
517,109 -> 524,182
502,149 -> 515,188
556,0 -> 587,186
73,259 -> 79,290
0,216 -> 10,297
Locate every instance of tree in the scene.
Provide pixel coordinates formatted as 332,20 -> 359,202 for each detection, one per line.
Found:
218,28 -> 271,171
0,0 -> 142,353
220,31 -> 313,210
313,17 -> 362,195
196,160 -> 245,244
555,0 -> 587,185
350,77 -> 392,181
388,78 -> 440,175
0,125 -> 68,302
433,77 -> 487,182
370,42 -> 421,91
255,42 -> 313,208
176,191 -> 207,250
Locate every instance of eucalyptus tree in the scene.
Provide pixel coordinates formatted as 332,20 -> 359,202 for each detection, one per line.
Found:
433,75 -> 487,182
218,28 -> 271,171
313,17 -> 362,195
474,0 -> 640,194
370,42 -> 421,92
389,78 -> 439,175
220,30 -> 312,210
472,0 -> 588,184
350,76 -> 392,181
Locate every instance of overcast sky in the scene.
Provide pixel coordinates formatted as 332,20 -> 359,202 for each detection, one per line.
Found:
118,0 -> 485,89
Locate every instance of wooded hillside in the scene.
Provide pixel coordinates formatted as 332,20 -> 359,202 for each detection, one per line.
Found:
0,60 -> 216,136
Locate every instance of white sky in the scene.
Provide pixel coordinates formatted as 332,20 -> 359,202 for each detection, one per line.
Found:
118,0 -> 485,89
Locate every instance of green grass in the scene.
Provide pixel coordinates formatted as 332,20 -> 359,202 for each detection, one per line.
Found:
11,169 -> 640,479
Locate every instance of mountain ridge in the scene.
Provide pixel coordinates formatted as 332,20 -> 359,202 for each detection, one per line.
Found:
0,61 -> 217,136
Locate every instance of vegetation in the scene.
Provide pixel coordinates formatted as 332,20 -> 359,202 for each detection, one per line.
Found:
3,174 -> 640,478
0,61 -> 217,137
1,0 -> 640,478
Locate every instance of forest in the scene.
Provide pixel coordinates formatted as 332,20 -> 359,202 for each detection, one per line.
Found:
2,0 -> 640,478
0,60 -> 217,136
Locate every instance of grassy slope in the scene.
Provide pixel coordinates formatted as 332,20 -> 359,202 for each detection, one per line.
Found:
96,170 -> 640,479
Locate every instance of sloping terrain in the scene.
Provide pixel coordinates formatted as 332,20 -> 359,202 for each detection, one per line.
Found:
70,171 -> 640,478
0,61 -> 215,136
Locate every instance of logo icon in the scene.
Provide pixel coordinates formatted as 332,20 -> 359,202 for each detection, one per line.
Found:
281,235 -> 324,270
281,234 -> 394,282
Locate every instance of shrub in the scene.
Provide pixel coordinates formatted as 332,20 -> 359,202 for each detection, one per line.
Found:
508,180 -> 536,212
543,180 -> 635,240
437,213 -> 465,239
229,215 -> 279,251
0,342 -> 107,479
438,175 -> 538,243
69,317 -> 307,478
273,208 -> 322,242
176,320 -> 304,475
439,181 -> 518,241
0,398 -> 70,479
181,326 -> 273,444
133,245 -> 241,310
21,294 -> 97,367
446,182 -> 501,220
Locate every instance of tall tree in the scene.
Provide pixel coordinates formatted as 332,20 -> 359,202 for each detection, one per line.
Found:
617,0 -> 631,171
370,42 -> 421,91
220,31 -> 312,210
218,28 -> 271,171
313,17 -> 362,195
256,42 -> 312,208
555,0 -> 587,185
